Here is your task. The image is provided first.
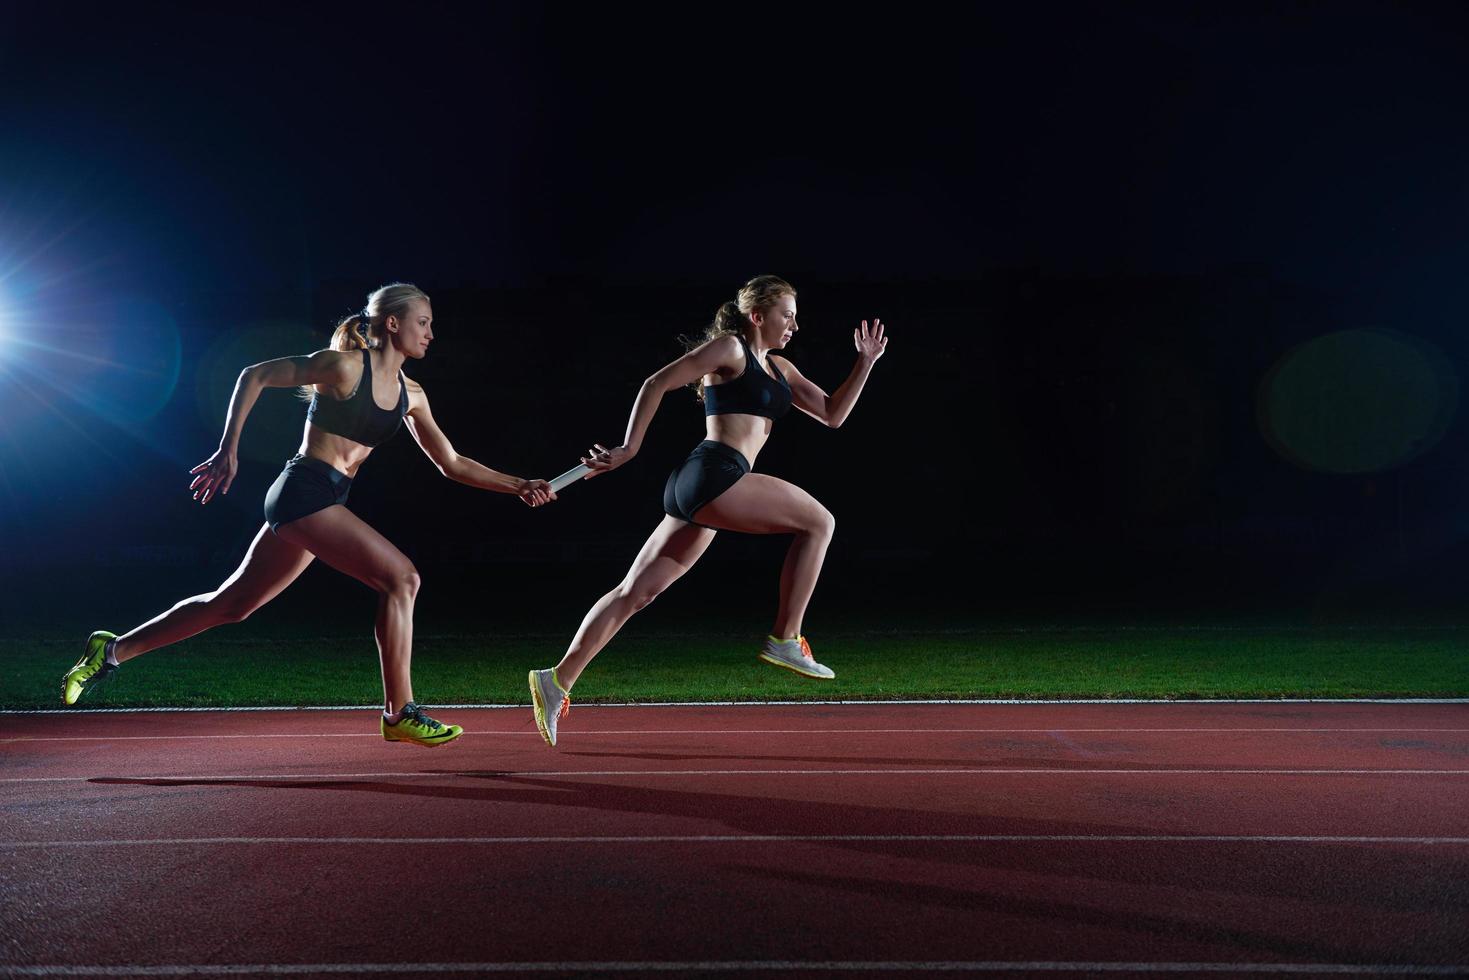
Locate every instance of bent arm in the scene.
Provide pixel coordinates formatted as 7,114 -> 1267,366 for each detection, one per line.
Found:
191,349 -> 352,505
774,320 -> 887,428
218,350 -> 350,451
620,335 -> 742,454
773,356 -> 875,429
404,380 -> 531,494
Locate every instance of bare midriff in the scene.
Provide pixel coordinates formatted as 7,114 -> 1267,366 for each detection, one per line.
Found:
705,413 -> 775,467
295,423 -> 378,479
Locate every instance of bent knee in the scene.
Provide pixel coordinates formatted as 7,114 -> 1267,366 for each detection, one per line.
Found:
384,567 -> 421,600
616,582 -> 665,612
805,505 -> 835,538
209,595 -> 260,625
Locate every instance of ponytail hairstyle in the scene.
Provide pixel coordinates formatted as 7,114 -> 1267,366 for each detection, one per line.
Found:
680,274 -> 796,400
330,282 -> 431,351
301,282 -> 431,400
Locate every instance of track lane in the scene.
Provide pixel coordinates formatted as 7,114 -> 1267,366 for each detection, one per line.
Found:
3,703 -> 1466,972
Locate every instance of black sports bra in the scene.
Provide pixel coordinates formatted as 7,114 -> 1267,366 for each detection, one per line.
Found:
307,348 -> 408,448
703,335 -> 792,420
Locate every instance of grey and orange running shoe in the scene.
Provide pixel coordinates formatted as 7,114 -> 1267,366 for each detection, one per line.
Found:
758,635 -> 835,680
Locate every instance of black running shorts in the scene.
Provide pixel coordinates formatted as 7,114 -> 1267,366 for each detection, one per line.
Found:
263,455 -> 352,532
662,440 -> 751,527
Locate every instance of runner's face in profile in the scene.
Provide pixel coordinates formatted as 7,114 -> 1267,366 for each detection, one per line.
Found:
752,294 -> 798,350
389,300 -> 434,358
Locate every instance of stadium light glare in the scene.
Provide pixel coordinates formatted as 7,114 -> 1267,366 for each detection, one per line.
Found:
0,286 -> 10,363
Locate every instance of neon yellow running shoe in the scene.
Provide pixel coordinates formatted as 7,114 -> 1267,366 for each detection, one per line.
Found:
63,631 -> 118,705
381,702 -> 463,747
529,668 -> 570,747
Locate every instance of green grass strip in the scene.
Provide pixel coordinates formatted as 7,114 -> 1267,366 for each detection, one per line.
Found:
7,628 -> 1466,709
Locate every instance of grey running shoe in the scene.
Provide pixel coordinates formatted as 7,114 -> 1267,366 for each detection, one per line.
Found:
64,631 -> 118,705
529,668 -> 570,747
758,635 -> 835,680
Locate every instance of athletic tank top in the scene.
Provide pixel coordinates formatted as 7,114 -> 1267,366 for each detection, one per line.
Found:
306,348 -> 408,448
703,335 -> 792,419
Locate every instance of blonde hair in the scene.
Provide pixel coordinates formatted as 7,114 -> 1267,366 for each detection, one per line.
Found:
299,282 -> 431,401
681,274 -> 796,400
331,282 -> 431,351
694,274 -> 796,347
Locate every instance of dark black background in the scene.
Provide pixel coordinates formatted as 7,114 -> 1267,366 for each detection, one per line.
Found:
2,2 -> 1467,627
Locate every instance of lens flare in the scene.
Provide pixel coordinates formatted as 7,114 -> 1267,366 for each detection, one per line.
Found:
1259,329 -> 1458,474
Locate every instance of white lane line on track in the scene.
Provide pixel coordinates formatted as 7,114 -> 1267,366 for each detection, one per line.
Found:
5,961 -> 1468,975
5,767 -> 1469,784
5,697 -> 1467,714
7,727 -> 1469,743
4,834 -> 1468,849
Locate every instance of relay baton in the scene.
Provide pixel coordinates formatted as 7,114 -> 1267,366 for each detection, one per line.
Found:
548,463 -> 593,493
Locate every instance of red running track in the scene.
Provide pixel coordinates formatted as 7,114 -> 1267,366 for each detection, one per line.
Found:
2,701 -> 1467,977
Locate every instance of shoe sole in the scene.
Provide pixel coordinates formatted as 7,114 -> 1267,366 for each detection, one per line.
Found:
63,632 -> 115,706
63,671 -> 84,706
528,671 -> 556,747
63,664 -> 95,706
384,729 -> 462,747
757,652 -> 835,680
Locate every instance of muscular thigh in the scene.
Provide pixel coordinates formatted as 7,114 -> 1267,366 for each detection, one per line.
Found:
623,516 -> 716,592
213,523 -> 315,609
274,505 -> 414,593
693,474 -> 828,535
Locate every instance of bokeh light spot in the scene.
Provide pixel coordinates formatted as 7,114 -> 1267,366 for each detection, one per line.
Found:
87,298 -> 183,421
1259,329 -> 1457,474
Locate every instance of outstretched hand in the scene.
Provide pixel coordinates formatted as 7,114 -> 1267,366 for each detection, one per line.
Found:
855,318 -> 888,363
189,448 -> 237,505
581,443 -> 632,479
520,479 -> 557,508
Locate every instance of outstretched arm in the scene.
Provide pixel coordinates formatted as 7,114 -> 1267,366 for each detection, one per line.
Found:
404,378 -> 554,507
582,334 -> 744,477
773,318 -> 888,428
189,349 -> 355,505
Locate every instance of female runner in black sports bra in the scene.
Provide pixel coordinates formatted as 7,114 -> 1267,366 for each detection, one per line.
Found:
528,274 -> 887,746
63,283 -> 555,746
